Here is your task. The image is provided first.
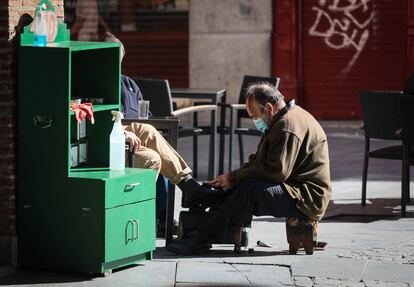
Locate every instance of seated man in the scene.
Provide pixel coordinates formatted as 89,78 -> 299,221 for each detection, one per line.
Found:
167,82 -> 332,255
102,32 -> 213,234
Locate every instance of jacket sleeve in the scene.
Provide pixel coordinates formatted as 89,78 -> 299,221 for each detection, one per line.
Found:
228,130 -> 301,187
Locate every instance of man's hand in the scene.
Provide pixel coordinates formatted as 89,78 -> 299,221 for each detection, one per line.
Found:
207,173 -> 231,191
124,130 -> 141,153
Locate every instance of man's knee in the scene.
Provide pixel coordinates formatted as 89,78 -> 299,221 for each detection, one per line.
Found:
144,153 -> 161,171
133,149 -> 161,171
140,123 -> 158,137
128,122 -> 158,136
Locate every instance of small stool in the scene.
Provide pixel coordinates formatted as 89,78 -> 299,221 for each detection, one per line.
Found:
286,218 -> 318,255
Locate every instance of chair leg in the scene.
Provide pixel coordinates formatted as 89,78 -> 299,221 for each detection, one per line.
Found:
193,134 -> 198,178
165,183 -> 176,245
403,161 -> 410,204
193,112 -> 199,178
408,163 -> 411,203
361,138 -> 370,207
238,134 -> 244,166
409,144 -> 414,202
229,107 -> 235,171
401,143 -> 409,217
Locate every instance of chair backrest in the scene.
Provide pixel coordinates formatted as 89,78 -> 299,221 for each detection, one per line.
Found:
400,95 -> 414,144
134,78 -> 174,117
238,75 -> 281,119
359,91 -> 402,140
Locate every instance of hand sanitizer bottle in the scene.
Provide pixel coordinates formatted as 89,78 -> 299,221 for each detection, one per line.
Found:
33,10 -> 47,47
109,111 -> 125,171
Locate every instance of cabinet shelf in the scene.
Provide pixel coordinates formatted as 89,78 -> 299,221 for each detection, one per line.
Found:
70,104 -> 119,115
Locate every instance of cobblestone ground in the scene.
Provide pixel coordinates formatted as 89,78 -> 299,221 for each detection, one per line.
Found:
292,276 -> 411,287
290,237 -> 414,287
347,239 -> 414,265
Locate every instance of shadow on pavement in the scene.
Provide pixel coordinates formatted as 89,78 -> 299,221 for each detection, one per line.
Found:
0,263 -> 150,285
325,197 -> 413,220
155,246 -> 290,260
0,269 -> 95,285
252,198 -> 413,224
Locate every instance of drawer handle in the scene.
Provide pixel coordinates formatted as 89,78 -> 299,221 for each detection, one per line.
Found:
124,182 -> 141,192
125,219 -> 139,244
125,220 -> 135,244
132,220 -> 139,240
33,115 -> 53,128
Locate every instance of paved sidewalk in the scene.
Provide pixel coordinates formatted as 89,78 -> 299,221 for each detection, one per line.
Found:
1,123 -> 413,286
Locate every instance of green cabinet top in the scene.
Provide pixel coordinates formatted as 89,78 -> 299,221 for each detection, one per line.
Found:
21,40 -> 120,51
69,167 -> 155,180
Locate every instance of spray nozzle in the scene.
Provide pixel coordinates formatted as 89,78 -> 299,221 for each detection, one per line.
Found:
111,111 -> 124,122
35,3 -> 47,15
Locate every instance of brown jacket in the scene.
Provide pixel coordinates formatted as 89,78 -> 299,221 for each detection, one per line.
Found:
228,100 -> 331,221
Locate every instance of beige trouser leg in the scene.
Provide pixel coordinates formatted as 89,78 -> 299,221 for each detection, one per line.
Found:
130,146 -> 162,178
125,123 -> 192,184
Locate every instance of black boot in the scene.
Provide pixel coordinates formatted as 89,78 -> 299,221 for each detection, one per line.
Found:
166,230 -> 211,255
177,176 -> 231,208
177,175 -> 202,208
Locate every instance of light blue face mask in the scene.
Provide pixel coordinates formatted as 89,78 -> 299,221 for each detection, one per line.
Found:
253,117 -> 269,134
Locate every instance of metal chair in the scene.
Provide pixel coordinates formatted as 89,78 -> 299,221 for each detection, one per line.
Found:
359,91 -> 410,216
228,75 -> 280,170
134,78 -> 218,180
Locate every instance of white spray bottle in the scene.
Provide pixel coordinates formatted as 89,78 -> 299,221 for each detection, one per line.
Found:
33,8 -> 47,47
109,111 -> 125,170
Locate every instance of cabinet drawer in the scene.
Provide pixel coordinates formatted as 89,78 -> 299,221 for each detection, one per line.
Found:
105,171 -> 156,208
104,200 -> 155,262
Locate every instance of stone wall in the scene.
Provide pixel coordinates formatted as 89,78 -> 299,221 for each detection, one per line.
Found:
0,0 -> 63,265
189,0 -> 272,104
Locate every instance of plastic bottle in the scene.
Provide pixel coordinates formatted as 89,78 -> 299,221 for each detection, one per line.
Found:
33,10 -> 47,47
109,111 -> 125,171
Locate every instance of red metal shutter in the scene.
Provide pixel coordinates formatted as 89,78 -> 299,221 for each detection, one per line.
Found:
406,0 -> 414,74
302,0 -> 405,119
119,31 -> 189,88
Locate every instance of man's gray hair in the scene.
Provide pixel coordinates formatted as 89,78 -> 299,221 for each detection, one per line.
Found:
245,82 -> 284,106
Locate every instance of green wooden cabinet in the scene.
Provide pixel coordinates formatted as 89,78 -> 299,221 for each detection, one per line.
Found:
18,22 -> 156,275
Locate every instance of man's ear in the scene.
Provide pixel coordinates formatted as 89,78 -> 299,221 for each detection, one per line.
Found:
265,102 -> 274,114
245,97 -> 253,117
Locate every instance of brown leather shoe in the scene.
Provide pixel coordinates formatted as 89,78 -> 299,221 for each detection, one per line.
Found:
286,218 -> 318,255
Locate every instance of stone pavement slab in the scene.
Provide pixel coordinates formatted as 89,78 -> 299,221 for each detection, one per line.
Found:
0,261 -> 177,287
363,261 -> 414,285
175,261 -> 291,287
290,257 -> 368,281
231,263 -> 291,286
176,261 -> 249,286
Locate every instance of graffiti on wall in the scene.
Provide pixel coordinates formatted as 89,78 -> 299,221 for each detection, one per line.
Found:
308,0 -> 375,78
